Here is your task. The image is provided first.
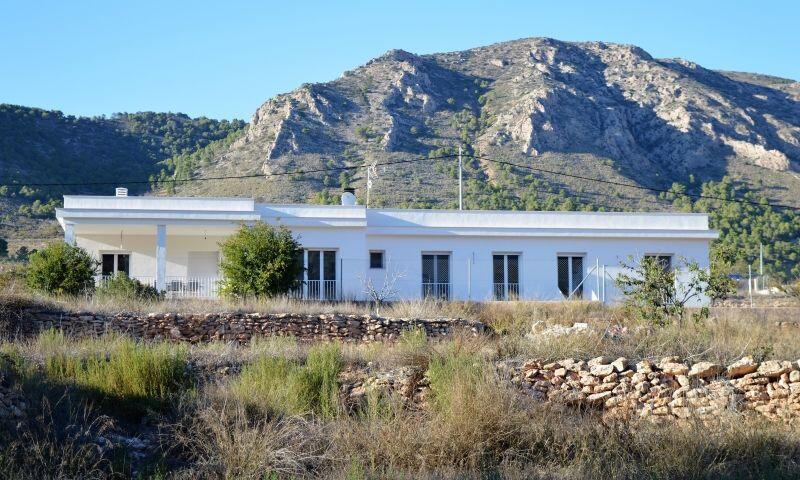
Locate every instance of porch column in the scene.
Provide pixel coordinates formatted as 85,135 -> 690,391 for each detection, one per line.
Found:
63,223 -> 75,246
156,224 -> 167,292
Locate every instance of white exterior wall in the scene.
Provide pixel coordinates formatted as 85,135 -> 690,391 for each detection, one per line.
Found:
75,233 -> 227,280
57,195 -> 717,305
363,235 -> 710,303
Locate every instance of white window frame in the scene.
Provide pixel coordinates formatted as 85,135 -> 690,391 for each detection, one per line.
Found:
421,251 -> 452,299
557,253 -> 586,298
99,251 -> 131,277
492,252 -> 522,300
302,248 -> 339,300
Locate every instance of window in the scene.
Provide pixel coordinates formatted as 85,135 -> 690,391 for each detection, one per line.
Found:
645,255 -> 672,271
557,255 -> 584,298
101,253 -> 130,277
369,251 -> 384,269
422,253 -> 450,299
493,254 -> 520,300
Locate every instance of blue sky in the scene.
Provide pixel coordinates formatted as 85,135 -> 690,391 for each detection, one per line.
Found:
2,0 -> 798,120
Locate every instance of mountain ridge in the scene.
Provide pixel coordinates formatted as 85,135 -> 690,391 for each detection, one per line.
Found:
2,37 -> 799,277
170,37 -> 798,212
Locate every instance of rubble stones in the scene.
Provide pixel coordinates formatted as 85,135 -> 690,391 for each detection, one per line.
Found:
727,356 -> 758,378
512,356 -> 800,423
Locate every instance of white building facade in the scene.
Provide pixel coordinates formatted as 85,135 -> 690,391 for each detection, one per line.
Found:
55,190 -> 718,304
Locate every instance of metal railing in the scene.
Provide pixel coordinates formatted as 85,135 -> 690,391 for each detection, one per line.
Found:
94,275 -> 221,299
422,282 -> 450,300
165,276 -> 220,299
493,282 -> 520,300
290,280 -> 338,300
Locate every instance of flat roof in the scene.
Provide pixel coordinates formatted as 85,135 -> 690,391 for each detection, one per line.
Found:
57,195 -> 716,239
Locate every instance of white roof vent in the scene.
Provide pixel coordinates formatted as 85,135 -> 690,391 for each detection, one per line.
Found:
115,187 -> 128,197
341,188 -> 356,206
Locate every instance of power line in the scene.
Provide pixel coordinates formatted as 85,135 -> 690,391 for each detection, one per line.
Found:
0,155 -> 462,188
3,151 -> 799,212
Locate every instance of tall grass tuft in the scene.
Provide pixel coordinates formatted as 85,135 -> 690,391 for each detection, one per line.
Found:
38,331 -> 188,412
229,342 -> 343,417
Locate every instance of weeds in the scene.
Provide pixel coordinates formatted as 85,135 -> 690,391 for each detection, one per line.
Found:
13,330 -> 189,414
3,290 -> 800,478
228,342 -> 342,417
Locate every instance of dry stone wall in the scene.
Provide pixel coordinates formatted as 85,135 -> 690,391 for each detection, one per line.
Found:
10,309 -> 490,343
508,355 -> 800,422
341,355 -> 800,423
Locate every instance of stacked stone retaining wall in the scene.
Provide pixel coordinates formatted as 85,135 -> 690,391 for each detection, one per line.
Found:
7,309 -> 490,343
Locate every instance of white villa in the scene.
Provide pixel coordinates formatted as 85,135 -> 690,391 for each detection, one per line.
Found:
55,188 -> 718,304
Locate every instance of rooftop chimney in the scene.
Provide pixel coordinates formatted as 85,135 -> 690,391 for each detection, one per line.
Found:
115,187 -> 128,197
341,188 -> 356,206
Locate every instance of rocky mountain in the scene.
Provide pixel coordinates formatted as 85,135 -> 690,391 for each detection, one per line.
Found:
176,37 -> 800,212
2,37 -> 799,276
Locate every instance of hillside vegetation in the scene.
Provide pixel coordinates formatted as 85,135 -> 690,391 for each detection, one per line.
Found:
2,37 -> 800,280
0,105 -> 245,249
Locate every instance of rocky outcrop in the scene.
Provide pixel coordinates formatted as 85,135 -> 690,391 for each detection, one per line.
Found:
184,37 -> 800,207
11,309 -> 490,344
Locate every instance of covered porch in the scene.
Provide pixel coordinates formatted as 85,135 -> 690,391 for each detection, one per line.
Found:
57,195 -> 262,299
66,223 -> 235,299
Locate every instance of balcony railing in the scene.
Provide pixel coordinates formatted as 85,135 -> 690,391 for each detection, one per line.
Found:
493,282 -> 520,300
422,282 -> 450,300
94,275 -> 221,299
289,280 -> 338,300
165,276 -> 220,299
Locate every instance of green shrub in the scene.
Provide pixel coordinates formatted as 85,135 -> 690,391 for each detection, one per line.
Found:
95,273 -> 162,301
297,343 -> 343,418
230,343 -> 342,417
218,222 -> 303,298
25,243 -> 97,296
616,255 -> 717,327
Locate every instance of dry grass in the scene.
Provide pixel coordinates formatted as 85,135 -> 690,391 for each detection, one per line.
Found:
4,287 -> 800,478
169,403 -> 330,479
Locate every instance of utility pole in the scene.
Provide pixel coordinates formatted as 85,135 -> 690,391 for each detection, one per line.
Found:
366,159 -> 377,208
759,243 -> 764,290
458,145 -> 463,210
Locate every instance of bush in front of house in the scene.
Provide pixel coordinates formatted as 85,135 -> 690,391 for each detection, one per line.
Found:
218,222 -> 303,298
95,272 -> 163,301
25,243 -> 97,296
